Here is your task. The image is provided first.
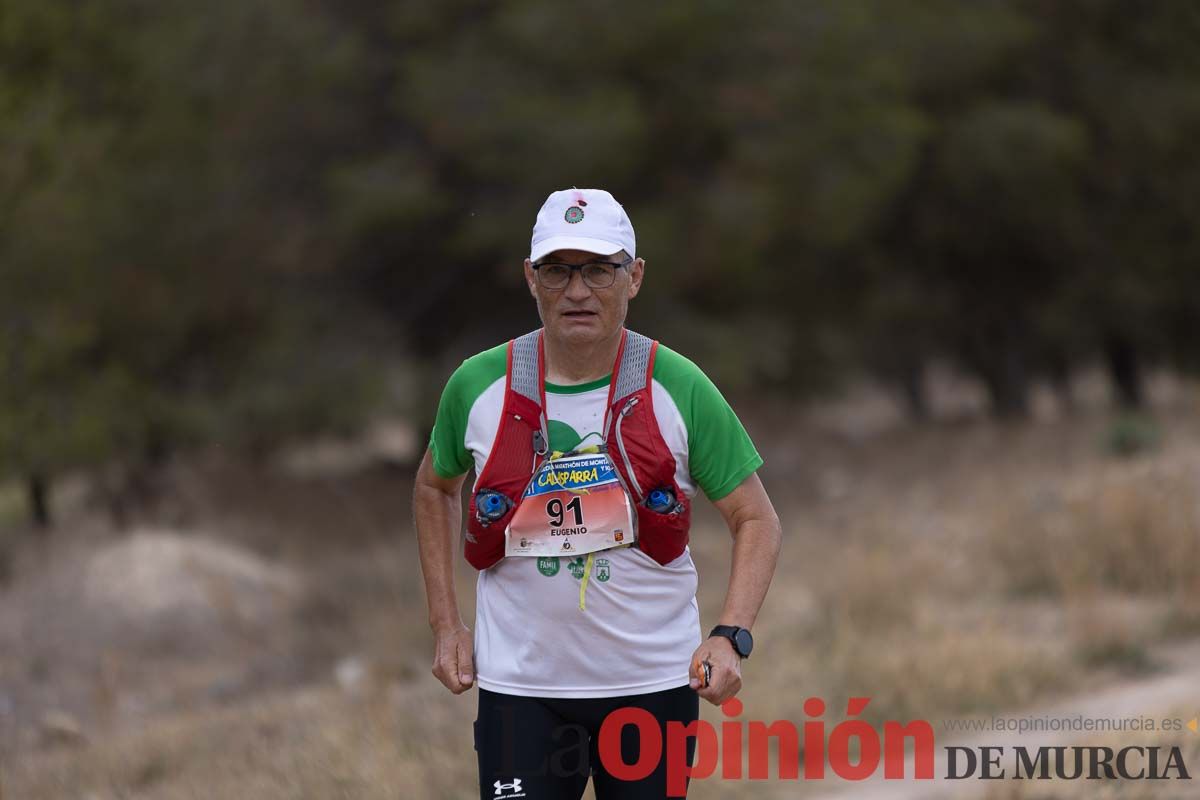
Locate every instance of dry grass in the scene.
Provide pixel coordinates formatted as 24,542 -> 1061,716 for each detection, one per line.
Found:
2,683 -> 478,800
988,467 -> 1200,602
985,455 -> 1200,671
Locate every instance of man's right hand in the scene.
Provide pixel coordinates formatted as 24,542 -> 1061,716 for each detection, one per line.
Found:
431,623 -> 476,694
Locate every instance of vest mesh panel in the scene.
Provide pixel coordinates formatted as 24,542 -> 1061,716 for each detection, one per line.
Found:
510,330 -> 542,406
613,332 -> 652,402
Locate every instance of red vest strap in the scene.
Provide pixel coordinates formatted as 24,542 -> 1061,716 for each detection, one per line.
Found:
465,327 -> 689,570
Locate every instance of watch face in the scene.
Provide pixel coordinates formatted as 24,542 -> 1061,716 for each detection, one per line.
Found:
734,628 -> 754,657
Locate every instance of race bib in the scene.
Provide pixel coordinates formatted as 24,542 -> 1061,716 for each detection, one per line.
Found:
506,452 -> 635,557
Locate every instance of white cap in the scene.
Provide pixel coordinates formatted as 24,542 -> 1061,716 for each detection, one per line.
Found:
530,188 -> 636,261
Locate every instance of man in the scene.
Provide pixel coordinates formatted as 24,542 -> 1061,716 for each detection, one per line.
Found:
414,188 -> 781,799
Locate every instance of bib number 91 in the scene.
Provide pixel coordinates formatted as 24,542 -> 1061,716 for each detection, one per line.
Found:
546,496 -> 583,527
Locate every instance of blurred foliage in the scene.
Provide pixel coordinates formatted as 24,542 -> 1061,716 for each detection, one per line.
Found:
1102,412 -> 1162,458
3,0 -> 1200,521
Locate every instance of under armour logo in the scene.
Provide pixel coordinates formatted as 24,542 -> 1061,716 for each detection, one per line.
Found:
494,778 -> 522,796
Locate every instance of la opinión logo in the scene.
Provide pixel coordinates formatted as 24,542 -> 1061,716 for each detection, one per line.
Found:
595,698 -> 1192,797
599,697 -> 933,797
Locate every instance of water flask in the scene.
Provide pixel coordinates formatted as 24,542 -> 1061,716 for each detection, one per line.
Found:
475,489 -> 511,523
645,487 -> 677,514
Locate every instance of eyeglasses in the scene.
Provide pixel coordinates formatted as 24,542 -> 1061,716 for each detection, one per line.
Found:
531,255 -> 633,290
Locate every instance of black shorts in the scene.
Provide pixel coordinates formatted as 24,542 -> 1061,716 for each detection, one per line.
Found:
475,685 -> 699,799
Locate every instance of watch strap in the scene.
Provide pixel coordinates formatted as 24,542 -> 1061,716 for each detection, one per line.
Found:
709,625 -> 750,658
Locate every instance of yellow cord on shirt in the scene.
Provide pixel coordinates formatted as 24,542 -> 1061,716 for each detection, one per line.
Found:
549,444 -> 600,462
578,552 -> 595,611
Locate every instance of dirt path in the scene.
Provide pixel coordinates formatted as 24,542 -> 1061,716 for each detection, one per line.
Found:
809,639 -> 1200,800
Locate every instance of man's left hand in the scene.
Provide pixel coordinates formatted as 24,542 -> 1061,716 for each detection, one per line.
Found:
688,636 -> 742,705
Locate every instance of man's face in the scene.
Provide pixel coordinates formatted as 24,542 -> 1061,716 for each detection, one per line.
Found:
524,249 -> 645,346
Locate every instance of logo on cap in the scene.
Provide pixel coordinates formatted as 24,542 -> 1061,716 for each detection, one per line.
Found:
564,206 -> 584,224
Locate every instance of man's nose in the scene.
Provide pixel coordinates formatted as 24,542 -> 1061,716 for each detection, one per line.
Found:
563,269 -> 592,299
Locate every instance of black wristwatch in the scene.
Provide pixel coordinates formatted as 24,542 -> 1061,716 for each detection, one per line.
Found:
709,625 -> 753,659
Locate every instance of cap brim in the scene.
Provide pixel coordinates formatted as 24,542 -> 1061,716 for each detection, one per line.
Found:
530,236 -> 626,262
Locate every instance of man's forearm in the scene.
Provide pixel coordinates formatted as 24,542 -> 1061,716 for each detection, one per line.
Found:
414,481 -> 464,631
717,517 -> 781,630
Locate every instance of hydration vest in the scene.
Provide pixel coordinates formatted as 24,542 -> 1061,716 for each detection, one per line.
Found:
464,328 -> 691,570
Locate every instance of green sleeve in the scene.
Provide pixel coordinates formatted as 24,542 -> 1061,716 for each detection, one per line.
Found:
653,344 -> 764,500
428,343 -> 507,479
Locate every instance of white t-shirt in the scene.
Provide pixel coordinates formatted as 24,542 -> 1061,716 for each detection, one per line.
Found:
430,340 -> 762,698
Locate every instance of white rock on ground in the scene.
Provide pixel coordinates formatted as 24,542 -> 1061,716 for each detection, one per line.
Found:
83,529 -> 303,635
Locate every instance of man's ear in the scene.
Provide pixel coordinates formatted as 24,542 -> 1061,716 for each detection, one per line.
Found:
627,258 -> 645,299
523,259 -> 538,297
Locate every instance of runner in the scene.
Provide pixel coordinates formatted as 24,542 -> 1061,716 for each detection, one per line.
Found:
414,188 -> 782,799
